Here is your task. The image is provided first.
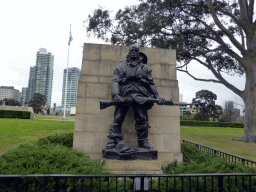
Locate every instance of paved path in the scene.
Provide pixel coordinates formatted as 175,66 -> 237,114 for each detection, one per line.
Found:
39,118 -> 75,121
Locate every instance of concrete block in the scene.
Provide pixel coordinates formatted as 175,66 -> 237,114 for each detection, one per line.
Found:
148,105 -> 180,117
73,132 -> 108,153
74,114 -> 113,133
83,43 -> 101,61
169,65 -> 177,80
85,83 -> 110,99
170,87 -> 179,103
160,49 -> 176,65
157,87 -> 172,99
77,82 -> 86,98
81,60 -> 119,76
76,97 -> 100,115
103,159 -> 162,171
174,152 -> 183,164
101,44 -> 122,62
87,153 -> 103,160
148,133 -> 181,153
153,79 -> 161,86
79,75 -> 98,83
99,76 -> 113,84
150,64 -> 169,79
161,80 -> 178,87
140,47 -> 161,64
30,113 -> 35,120
148,116 -> 180,134
120,46 -> 130,61
157,152 -> 175,165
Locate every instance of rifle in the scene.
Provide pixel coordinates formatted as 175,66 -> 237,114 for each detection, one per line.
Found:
100,98 -> 193,110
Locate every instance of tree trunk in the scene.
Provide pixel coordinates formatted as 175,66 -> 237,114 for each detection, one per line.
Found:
241,61 -> 256,143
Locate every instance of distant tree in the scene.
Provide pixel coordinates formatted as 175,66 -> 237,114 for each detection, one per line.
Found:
0,98 -> 21,106
193,111 -> 209,121
47,108 -> 50,115
184,111 -> 192,120
28,93 -> 47,114
192,90 -> 222,121
219,100 -> 237,122
85,0 -> 256,143
219,109 -> 237,122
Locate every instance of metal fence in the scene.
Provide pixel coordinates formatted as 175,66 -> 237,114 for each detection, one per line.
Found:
1,173 -> 256,192
182,139 -> 256,168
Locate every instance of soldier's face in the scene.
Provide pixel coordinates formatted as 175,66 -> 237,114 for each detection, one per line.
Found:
129,47 -> 139,59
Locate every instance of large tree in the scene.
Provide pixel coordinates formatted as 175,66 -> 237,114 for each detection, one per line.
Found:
85,0 -> 256,143
28,93 -> 47,114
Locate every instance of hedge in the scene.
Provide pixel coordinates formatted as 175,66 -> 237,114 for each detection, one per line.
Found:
0,110 -> 31,119
180,120 -> 244,128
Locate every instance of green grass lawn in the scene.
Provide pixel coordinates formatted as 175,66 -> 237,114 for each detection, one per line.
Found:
181,126 -> 256,162
0,118 -> 74,156
1,118 -> 255,162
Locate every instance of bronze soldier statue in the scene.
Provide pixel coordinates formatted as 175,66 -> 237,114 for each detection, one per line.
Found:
105,44 -> 164,151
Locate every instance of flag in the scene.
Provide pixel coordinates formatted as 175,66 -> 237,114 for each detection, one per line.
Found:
68,31 -> 73,45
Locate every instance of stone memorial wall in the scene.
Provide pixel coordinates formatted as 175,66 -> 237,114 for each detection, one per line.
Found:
73,43 -> 182,173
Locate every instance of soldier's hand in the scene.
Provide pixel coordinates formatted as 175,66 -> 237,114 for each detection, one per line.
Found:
113,94 -> 124,103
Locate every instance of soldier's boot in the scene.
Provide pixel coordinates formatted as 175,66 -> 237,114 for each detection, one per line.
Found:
105,138 -> 119,149
137,128 -> 154,150
138,139 -> 154,150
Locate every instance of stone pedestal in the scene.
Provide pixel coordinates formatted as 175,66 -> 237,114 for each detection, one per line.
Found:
73,43 -> 182,174
103,159 -> 163,174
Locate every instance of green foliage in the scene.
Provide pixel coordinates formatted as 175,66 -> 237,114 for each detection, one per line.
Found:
29,93 -> 47,114
158,143 -> 256,191
0,110 -> 30,119
0,98 -> 21,106
0,142 -> 133,191
180,120 -> 244,128
180,115 -> 187,121
36,132 -> 74,148
192,111 -> 209,121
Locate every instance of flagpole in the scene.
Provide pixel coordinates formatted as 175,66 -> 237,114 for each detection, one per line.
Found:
63,24 -> 71,119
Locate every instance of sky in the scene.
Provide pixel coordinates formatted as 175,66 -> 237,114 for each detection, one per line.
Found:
0,0 -> 246,113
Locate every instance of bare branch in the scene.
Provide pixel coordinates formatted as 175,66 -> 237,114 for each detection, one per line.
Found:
206,58 -> 244,97
177,69 -> 221,83
207,0 -> 247,54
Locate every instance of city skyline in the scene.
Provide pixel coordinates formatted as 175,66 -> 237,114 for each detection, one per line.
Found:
22,48 -> 54,108
1,0 -> 247,112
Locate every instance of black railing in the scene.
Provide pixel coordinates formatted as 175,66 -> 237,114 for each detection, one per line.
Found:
1,173 -> 256,191
182,140 -> 256,168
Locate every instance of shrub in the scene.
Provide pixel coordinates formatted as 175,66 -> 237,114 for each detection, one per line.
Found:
0,143 -> 133,191
36,132 -> 74,148
180,120 -> 244,128
159,143 -> 256,191
0,110 -> 30,119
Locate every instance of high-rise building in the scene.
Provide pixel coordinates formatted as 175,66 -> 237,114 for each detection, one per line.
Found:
61,67 -> 80,108
21,87 -> 30,105
0,86 -> 21,102
22,48 -> 54,108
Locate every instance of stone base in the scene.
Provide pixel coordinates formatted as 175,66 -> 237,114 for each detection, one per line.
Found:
102,147 -> 157,160
103,159 -> 163,174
